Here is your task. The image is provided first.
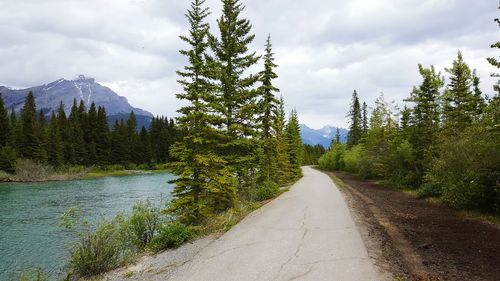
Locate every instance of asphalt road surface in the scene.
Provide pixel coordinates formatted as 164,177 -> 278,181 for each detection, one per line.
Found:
167,166 -> 381,281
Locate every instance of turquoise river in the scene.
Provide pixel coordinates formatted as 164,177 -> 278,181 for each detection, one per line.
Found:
0,173 -> 176,280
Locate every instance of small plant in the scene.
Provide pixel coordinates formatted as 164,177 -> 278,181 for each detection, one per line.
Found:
69,215 -> 135,277
150,222 -> 194,251
18,268 -> 49,281
126,200 -> 160,249
254,181 -> 280,201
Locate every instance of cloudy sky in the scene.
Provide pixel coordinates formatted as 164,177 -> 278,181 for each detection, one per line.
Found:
0,0 -> 497,128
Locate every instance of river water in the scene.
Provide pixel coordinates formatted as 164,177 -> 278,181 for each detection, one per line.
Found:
0,173 -> 176,280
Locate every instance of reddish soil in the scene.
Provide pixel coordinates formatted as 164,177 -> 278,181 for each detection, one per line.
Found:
328,171 -> 500,281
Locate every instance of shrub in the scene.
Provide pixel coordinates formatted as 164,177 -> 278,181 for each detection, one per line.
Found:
126,200 -> 160,249
0,145 -> 17,174
318,143 -> 346,171
150,222 -> 194,251
69,215 -> 135,277
343,145 -> 364,173
425,124 -> 500,213
254,181 -> 280,201
14,159 -> 53,182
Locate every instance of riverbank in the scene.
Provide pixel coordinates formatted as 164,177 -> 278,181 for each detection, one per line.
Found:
0,172 -> 177,281
324,170 -> 500,281
0,162 -> 173,183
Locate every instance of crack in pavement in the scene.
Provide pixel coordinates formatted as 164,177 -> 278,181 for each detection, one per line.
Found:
274,206 -> 310,278
288,266 -> 314,281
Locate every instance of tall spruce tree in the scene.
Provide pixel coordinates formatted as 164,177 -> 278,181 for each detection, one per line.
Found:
487,4 -> 500,96
362,102 -> 368,136
273,97 -> 291,185
0,94 -> 10,147
19,92 -> 39,159
69,99 -> 86,164
210,0 -> 260,189
170,0 -> 236,223
257,35 -> 280,182
46,112 -> 64,167
443,51 -> 485,129
405,64 -> 444,184
347,90 -> 362,147
286,109 -> 303,179
96,106 -> 110,165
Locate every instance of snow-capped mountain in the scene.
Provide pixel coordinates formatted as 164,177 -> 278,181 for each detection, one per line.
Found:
0,75 -> 153,127
300,124 -> 348,148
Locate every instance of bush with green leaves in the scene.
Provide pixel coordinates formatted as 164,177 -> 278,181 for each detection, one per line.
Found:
254,181 -> 280,201
69,215 -> 136,277
0,145 -> 17,174
150,221 -> 194,251
126,200 -> 160,248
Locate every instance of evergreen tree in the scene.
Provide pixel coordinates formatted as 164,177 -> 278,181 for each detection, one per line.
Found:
85,102 -> 98,164
257,35 -> 280,182
487,5 -> 500,95
69,99 -> 86,164
273,97 -> 291,185
405,64 -> 444,185
286,109 -> 303,178
0,94 -> 10,147
96,106 -> 110,165
170,0 -> 236,223
35,110 -> 48,163
443,51 -> 485,129
210,0 -> 260,189
335,128 -> 341,144
19,92 -> 39,159
139,126 -> 152,164
46,112 -> 64,167
347,90 -> 362,147
56,102 -> 74,164
362,102 -> 368,135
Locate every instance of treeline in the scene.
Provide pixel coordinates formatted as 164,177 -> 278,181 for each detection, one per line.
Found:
0,92 -> 180,174
169,0 -> 303,224
320,49 -> 499,214
302,144 -> 326,165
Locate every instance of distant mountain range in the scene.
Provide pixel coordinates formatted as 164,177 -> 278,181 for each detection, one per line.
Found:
300,124 -> 348,148
0,75 -> 153,128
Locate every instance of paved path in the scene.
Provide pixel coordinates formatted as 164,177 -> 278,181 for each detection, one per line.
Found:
167,167 -> 381,281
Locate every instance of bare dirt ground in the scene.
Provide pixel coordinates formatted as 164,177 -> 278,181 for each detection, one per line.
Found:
326,171 -> 500,281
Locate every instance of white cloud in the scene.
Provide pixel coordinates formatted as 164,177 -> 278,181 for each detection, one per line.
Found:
0,0 -> 497,127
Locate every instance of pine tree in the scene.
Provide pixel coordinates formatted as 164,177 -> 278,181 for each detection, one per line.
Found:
347,90 -> 362,147
362,102 -> 368,135
210,0 -> 260,189
85,102 -> 98,164
170,0 -> 236,224
286,109 -> 303,179
35,110 -> 48,163
335,128 -> 341,144
46,112 -> 64,167
443,51 -> 485,129
69,99 -> 86,164
19,91 -> 40,159
56,102 -> 74,164
487,5 -> 500,96
273,97 -> 291,185
257,35 -> 280,183
139,126 -> 152,164
96,106 -> 110,165
0,94 -> 10,147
